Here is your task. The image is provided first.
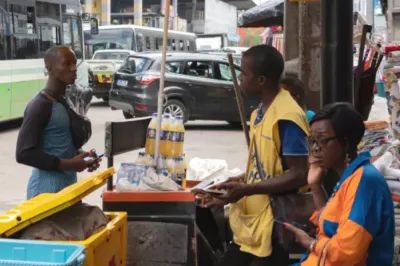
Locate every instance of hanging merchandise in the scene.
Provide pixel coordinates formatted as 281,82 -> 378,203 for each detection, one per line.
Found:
271,33 -> 283,53
353,16 -> 385,120
385,45 -> 400,54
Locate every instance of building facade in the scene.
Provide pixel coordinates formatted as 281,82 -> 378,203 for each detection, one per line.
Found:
81,0 -> 254,34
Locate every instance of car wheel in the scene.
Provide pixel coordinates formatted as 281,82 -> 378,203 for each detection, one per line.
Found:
163,99 -> 188,121
123,111 -> 134,119
102,96 -> 109,102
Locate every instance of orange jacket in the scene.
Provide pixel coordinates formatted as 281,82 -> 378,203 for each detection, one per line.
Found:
296,152 -> 394,266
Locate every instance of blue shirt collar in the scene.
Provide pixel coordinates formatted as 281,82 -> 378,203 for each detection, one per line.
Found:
333,152 -> 371,193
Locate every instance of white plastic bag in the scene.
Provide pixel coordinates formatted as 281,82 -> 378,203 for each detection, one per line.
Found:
368,96 -> 389,121
187,157 -> 242,183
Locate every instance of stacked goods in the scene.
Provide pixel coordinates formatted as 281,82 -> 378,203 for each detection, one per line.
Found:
371,151 -> 400,265
358,120 -> 391,162
385,45 -> 400,55
143,113 -> 187,186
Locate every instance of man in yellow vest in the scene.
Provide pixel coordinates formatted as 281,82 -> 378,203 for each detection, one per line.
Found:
208,45 -> 310,265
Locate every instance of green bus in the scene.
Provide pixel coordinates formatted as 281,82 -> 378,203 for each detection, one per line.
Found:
0,0 -> 85,123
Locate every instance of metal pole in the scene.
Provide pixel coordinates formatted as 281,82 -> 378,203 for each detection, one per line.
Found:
134,0 -> 143,26
154,0 -> 170,166
321,0 -> 353,105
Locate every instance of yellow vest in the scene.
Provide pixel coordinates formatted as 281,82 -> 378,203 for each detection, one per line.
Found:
229,89 -> 310,257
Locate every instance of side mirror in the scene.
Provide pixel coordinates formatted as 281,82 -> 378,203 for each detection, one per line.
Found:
90,18 -> 99,35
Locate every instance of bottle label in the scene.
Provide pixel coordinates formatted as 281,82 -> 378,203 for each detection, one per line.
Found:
147,128 -> 156,140
160,130 -> 169,141
168,132 -> 184,142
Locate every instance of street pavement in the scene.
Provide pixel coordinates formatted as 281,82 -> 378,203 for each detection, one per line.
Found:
0,100 -> 248,213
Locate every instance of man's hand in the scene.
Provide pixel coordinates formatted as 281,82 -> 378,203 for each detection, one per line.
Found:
226,173 -> 245,183
198,193 -> 228,208
212,182 -> 248,203
86,149 -> 101,172
283,223 -> 315,249
66,153 -> 92,172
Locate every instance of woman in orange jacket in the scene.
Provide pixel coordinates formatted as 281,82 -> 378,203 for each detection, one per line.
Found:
285,103 -> 394,266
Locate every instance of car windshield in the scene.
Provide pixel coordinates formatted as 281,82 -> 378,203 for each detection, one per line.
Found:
119,56 -> 151,74
93,51 -> 131,60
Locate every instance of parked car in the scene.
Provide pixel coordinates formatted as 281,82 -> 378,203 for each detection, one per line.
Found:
109,52 -> 259,123
87,49 -> 136,101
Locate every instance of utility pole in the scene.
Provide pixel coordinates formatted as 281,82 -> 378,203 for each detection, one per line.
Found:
134,0 -> 142,26
321,0 -> 353,105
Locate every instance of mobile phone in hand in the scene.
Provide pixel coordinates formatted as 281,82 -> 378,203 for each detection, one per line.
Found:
274,218 -> 307,229
84,152 -> 104,161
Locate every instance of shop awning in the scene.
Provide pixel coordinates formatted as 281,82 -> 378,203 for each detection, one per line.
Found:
238,0 -> 284,28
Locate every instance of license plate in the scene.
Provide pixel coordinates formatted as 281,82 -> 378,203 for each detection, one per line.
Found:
117,80 -> 128,86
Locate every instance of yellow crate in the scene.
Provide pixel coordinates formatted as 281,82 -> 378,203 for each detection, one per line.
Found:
73,212 -> 127,266
0,168 -> 127,266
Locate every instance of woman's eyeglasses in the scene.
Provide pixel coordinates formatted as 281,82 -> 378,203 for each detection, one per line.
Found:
307,136 -> 337,148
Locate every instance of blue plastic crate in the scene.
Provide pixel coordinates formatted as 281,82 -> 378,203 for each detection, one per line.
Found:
0,239 -> 85,266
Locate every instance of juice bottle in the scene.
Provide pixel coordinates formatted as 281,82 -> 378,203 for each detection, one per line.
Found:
176,116 -> 185,157
160,114 -> 171,157
169,116 -> 185,157
168,118 -> 178,158
145,113 -> 157,155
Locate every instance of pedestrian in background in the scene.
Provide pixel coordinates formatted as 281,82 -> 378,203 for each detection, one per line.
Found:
280,77 -> 315,123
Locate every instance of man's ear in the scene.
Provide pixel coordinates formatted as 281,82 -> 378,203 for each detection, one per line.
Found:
45,65 -> 51,74
257,75 -> 266,86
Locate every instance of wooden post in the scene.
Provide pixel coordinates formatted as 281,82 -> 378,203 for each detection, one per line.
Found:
154,0 -> 171,165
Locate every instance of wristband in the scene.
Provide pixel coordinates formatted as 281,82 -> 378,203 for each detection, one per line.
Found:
309,240 -> 317,252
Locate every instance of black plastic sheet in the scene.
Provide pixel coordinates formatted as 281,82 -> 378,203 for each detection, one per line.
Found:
238,0 -> 284,28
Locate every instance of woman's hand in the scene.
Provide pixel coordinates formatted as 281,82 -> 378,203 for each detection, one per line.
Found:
308,157 -> 324,186
284,223 -> 315,249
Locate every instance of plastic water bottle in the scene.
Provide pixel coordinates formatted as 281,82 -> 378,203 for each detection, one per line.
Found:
170,158 -> 185,186
136,152 -> 146,165
117,163 -> 139,186
156,156 -> 168,176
